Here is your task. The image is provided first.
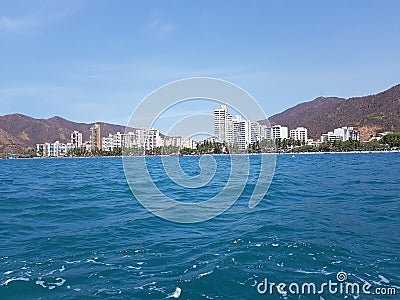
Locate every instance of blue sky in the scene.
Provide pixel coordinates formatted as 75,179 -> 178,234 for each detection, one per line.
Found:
1,0 -> 400,128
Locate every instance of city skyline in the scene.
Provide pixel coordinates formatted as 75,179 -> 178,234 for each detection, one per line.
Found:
1,1 -> 400,128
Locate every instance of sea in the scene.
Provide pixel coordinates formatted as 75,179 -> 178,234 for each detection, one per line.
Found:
0,153 -> 399,299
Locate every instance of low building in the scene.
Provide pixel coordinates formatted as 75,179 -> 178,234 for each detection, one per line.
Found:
266,125 -> 288,140
320,132 -> 343,143
290,127 -> 308,142
321,127 -> 360,142
37,141 -> 74,157
333,127 -> 360,141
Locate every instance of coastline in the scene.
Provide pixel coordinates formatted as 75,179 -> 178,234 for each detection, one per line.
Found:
2,150 -> 400,160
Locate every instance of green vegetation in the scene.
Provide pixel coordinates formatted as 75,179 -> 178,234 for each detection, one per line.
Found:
66,147 -> 122,157
380,132 -> 400,148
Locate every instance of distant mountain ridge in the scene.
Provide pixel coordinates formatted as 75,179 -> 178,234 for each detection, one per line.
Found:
0,114 -> 125,154
263,84 -> 400,141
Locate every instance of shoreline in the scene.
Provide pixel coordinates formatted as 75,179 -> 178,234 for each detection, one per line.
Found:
2,150 -> 400,160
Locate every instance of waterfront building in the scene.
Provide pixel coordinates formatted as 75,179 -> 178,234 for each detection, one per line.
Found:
36,141 -> 74,157
90,123 -> 101,150
290,127 -> 308,142
333,127 -> 360,141
36,144 -> 44,157
164,136 -> 197,149
232,115 -> 251,151
145,128 -> 164,150
320,132 -> 343,143
214,104 -> 233,144
250,121 -> 266,143
266,125 -> 289,140
321,127 -> 360,142
71,131 -> 83,148
102,134 -> 114,151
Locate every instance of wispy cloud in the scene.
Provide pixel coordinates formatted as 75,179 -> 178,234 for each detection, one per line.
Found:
146,12 -> 174,37
0,2 -> 80,33
0,16 -> 37,31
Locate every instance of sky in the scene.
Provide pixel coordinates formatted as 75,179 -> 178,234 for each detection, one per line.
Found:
1,0 -> 400,131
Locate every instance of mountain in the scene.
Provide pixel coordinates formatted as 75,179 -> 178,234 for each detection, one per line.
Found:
0,114 -> 126,153
264,84 -> 400,141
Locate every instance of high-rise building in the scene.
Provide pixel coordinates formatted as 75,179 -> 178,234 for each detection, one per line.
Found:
232,115 -> 251,151
145,128 -> 164,150
71,130 -> 83,148
290,127 -> 308,142
214,104 -> 233,144
250,121 -> 266,143
90,123 -> 101,150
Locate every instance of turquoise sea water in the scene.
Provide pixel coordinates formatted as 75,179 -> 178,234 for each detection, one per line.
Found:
0,153 -> 399,299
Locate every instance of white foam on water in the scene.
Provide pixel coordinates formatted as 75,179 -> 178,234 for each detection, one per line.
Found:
4,270 -> 13,275
35,279 -> 47,288
135,281 -> 156,290
196,270 -> 213,279
59,265 -> 65,272
137,262 -> 144,265
271,243 -> 279,247
349,273 -> 368,284
255,243 -> 261,247
168,287 -> 181,299
2,277 -> 29,286
51,277 -> 66,287
66,260 -> 81,264
378,275 -> 390,284
127,265 -> 141,270
295,269 -> 333,275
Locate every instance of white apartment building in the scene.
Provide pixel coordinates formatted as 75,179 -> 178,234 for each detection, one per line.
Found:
333,127 -> 360,141
320,132 -> 343,143
71,130 -> 83,148
214,104 -> 233,144
321,127 -> 360,142
164,136 -> 197,149
290,127 -> 308,142
102,128 -> 162,151
145,128 -> 164,150
232,115 -> 251,151
102,134 -> 114,151
37,141 -> 74,157
266,125 -> 289,140
250,121 -> 267,143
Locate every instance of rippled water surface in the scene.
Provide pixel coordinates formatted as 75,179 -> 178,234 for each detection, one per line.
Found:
1,153 -> 399,299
